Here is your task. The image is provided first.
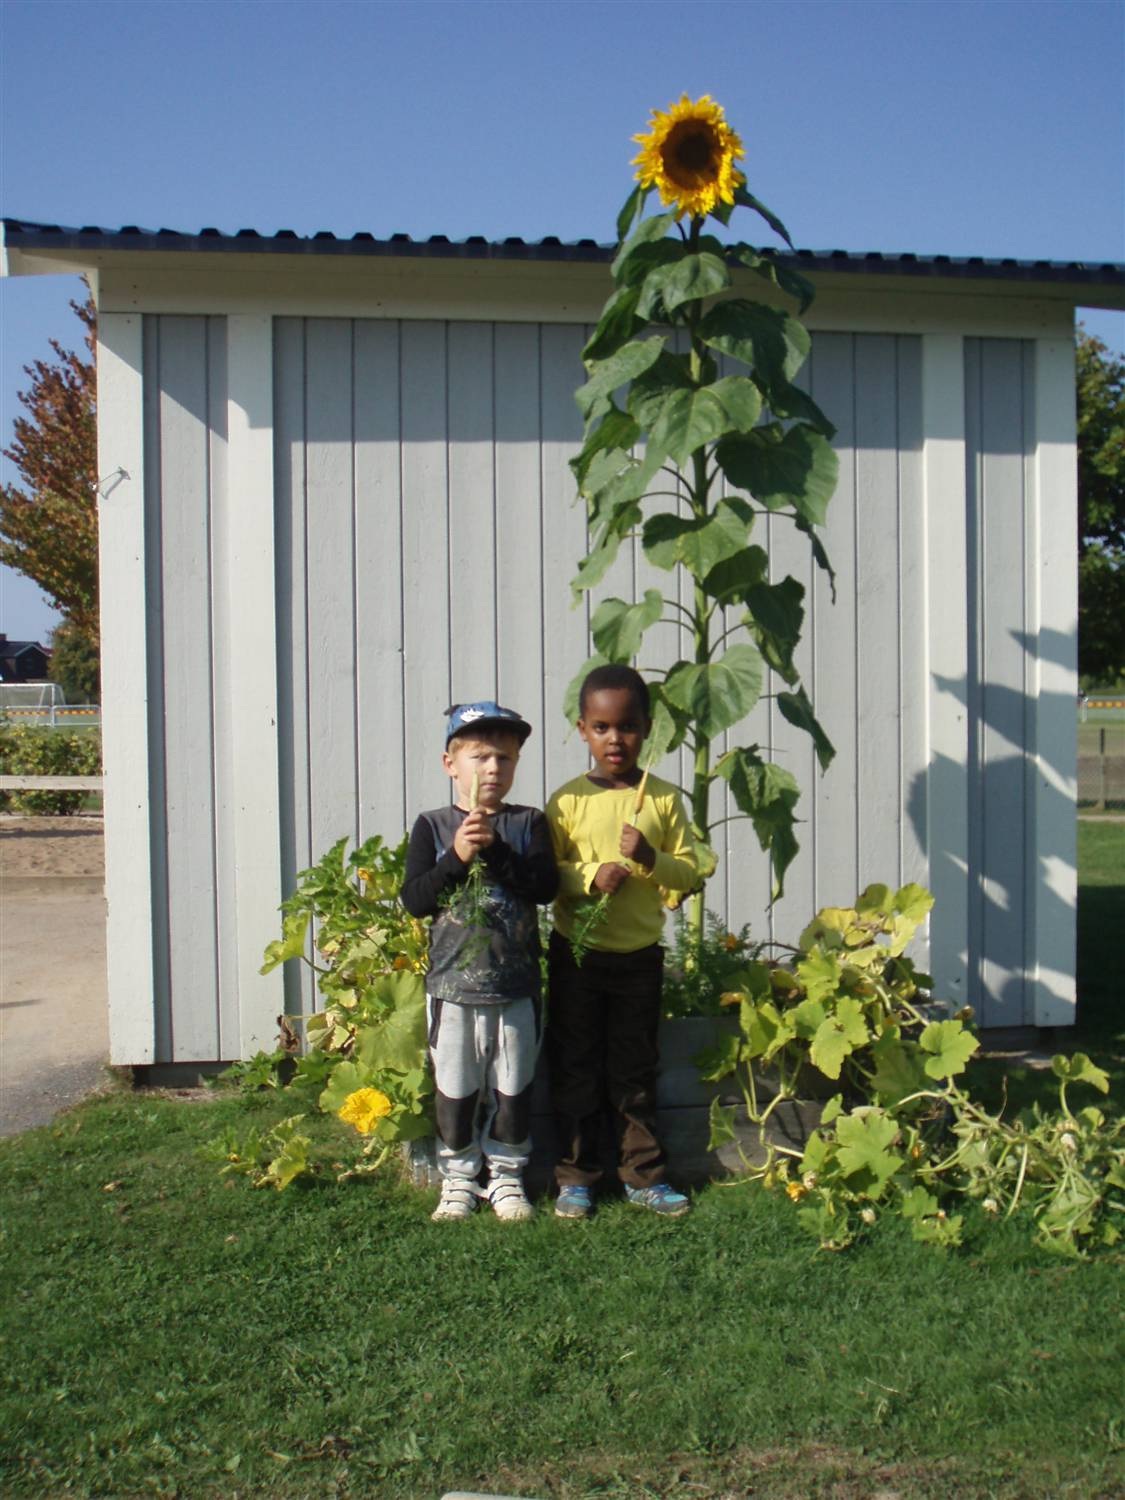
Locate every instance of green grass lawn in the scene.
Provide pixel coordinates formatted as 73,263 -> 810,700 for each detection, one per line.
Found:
1,825 -> 1122,1499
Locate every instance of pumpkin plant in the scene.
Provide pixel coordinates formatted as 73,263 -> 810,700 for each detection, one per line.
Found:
703,881 -> 1124,1255
568,94 -> 838,956
205,834 -> 433,1187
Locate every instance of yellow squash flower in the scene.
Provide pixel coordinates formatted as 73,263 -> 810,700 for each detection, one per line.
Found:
337,1087 -> 393,1135
632,94 -> 746,221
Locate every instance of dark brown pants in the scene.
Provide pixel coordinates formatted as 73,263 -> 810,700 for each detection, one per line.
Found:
546,929 -> 666,1189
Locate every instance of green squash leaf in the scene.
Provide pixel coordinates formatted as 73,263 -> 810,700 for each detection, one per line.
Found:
834,1109 -> 902,1196
919,1019 -> 979,1080
1050,1052 -> 1110,1094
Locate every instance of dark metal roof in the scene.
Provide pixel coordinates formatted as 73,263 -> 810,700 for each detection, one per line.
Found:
4,217 -> 1124,289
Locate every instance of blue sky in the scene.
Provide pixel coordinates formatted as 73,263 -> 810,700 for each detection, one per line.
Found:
2,0 -> 1123,642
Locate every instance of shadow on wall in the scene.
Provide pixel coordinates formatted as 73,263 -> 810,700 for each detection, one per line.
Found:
908,626 -> 1076,1030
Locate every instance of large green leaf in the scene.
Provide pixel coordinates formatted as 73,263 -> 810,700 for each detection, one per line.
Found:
582,286 -> 646,364
833,1109 -> 902,1196
642,497 -> 754,576
616,182 -> 650,244
646,377 -> 763,470
808,997 -> 870,1080
733,185 -> 795,250
777,685 -> 836,771
1050,1052 -> 1110,1094
637,252 -> 731,318
570,531 -> 623,600
701,544 -> 768,605
699,299 -> 809,385
870,1032 -> 928,1105
645,685 -> 690,758
759,377 -> 837,439
355,973 -> 427,1074
919,1019 -> 979,1080
745,575 -> 805,681
576,337 -> 666,422
736,246 -> 815,314
712,746 -> 800,896
627,352 -> 693,430
584,444 -> 664,528
715,422 -> 838,525
611,209 -> 679,285
260,909 -> 310,974
571,404 -> 640,490
590,589 -> 664,661
664,644 -> 764,739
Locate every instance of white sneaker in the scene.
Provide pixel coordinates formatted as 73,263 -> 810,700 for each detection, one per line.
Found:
431,1178 -> 479,1222
487,1175 -> 534,1221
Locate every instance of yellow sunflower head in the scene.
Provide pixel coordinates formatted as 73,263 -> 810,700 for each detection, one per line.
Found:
337,1086 -> 393,1136
632,94 -> 746,222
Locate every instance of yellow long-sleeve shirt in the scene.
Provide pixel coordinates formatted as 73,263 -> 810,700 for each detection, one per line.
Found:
546,772 -> 700,953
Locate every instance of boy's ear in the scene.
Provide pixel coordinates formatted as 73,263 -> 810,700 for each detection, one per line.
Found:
442,750 -> 456,777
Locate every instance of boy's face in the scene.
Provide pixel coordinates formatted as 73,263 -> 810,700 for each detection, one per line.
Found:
578,687 -> 651,783
443,731 -> 520,811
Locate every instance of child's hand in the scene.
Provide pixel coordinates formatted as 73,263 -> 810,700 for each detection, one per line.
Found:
453,809 -> 493,863
620,823 -> 655,870
593,862 -> 631,894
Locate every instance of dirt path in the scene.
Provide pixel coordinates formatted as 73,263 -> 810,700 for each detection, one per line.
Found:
0,816 -> 109,1136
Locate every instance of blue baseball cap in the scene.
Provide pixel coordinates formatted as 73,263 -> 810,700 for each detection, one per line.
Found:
445,701 -> 532,747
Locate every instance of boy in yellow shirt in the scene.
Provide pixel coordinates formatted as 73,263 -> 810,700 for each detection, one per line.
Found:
546,664 -> 701,1217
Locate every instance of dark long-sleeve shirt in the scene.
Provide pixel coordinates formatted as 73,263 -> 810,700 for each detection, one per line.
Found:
402,803 -> 558,1004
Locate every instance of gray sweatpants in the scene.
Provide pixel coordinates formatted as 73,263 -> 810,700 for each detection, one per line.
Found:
426,994 -> 539,1181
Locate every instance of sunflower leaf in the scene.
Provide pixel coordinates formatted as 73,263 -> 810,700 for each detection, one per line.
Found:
664,646 -> 765,740
701,544 -> 769,606
735,247 -> 816,314
715,423 -> 838,526
712,746 -> 800,898
570,403 -> 640,489
575,337 -> 666,421
642,497 -> 754,575
777,685 -> 836,771
733,185 -> 795,250
611,210 -> 679,285
744,575 -> 805,683
638,252 -> 731,318
590,589 -> 664,662
616,183 -> 651,244
582,286 -> 646,363
698,299 -> 809,385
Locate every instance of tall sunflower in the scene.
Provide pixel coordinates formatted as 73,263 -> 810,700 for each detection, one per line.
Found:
632,94 -> 746,222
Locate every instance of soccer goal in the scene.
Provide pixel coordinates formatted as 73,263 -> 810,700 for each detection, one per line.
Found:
0,681 -> 66,725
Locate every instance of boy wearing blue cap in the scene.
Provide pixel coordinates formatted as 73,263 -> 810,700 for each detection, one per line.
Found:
401,702 -> 558,1222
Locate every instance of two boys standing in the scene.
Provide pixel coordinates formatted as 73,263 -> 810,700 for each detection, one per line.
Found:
400,666 -> 700,1223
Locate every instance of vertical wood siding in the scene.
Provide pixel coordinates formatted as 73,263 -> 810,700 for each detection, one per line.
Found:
965,338 -> 1038,1026
273,321 -> 929,1002
142,315 -> 233,1060
135,310 -> 1068,1059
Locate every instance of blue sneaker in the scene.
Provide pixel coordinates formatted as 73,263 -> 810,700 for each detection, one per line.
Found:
554,1184 -> 594,1219
624,1182 -> 690,1217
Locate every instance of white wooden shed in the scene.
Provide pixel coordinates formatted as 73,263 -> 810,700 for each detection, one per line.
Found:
3,220 -> 1123,1065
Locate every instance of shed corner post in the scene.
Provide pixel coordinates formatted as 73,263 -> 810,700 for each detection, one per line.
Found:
97,311 -> 156,1065
226,312 -> 285,1057
1029,335 -> 1078,1029
921,332 -> 971,1010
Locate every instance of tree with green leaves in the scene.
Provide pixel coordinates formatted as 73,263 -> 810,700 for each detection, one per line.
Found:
48,616 -> 100,704
567,95 -> 837,948
1,295 -> 99,653
1076,327 -> 1125,686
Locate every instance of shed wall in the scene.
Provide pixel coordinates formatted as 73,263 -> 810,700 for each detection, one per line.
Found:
130,313 -> 1074,1058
